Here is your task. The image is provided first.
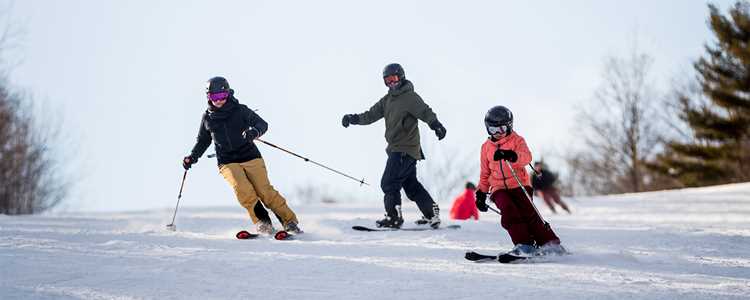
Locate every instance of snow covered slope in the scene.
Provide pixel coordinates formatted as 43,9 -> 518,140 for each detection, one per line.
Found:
2,183 -> 749,299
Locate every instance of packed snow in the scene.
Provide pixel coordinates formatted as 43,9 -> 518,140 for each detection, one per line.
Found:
2,183 -> 749,299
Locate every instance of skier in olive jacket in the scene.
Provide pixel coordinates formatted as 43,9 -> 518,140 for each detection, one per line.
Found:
341,63 -> 447,229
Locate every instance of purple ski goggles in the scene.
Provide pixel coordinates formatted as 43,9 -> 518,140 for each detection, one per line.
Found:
207,91 -> 230,102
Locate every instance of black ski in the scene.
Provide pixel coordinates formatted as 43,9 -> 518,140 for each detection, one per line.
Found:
352,224 -> 461,232
464,250 -> 568,263
465,251 -> 530,263
464,251 -> 498,262
497,253 -> 529,263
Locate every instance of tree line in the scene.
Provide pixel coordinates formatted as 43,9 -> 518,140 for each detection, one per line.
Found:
567,2 -> 750,195
0,11 -> 69,215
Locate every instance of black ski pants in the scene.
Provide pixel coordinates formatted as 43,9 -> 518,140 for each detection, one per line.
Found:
381,151 -> 437,218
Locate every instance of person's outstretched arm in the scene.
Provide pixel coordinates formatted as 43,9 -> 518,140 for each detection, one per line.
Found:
342,97 -> 385,127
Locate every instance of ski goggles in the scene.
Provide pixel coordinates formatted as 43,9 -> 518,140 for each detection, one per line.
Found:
487,125 -> 509,135
207,91 -> 230,102
384,75 -> 400,85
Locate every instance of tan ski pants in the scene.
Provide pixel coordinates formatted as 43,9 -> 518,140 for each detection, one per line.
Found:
219,158 -> 298,225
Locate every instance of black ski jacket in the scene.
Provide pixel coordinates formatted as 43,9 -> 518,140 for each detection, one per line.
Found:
189,94 -> 267,165
532,169 -> 558,191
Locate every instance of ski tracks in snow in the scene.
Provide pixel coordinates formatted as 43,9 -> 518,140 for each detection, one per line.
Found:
2,183 -> 750,299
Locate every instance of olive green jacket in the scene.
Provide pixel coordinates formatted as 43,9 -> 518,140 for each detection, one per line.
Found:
357,80 -> 439,160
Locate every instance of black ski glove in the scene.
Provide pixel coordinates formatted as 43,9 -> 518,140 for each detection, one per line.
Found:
475,190 -> 488,212
182,156 -> 197,170
429,120 -> 447,140
342,114 -> 359,128
493,149 -> 518,162
243,127 -> 261,141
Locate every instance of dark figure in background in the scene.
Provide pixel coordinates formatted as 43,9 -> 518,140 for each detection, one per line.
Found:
532,162 -> 571,214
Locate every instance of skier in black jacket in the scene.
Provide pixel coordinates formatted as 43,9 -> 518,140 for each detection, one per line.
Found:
182,76 -> 301,234
531,162 -> 571,214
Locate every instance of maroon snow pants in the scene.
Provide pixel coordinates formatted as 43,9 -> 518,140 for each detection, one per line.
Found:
491,186 -> 560,246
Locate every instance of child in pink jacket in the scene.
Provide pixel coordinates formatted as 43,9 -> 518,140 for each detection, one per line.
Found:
475,106 -> 565,259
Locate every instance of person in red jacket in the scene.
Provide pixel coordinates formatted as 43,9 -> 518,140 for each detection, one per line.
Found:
475,106 -> 565,260
449,182 -> 480,220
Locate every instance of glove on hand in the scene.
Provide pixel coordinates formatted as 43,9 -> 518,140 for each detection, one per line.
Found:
243,127 -> 260,141
341,114 -> 360,128
429,120 -> 447,140
493,149 -> 518,162
475,190 -> 488,212
182,156 -> 196,170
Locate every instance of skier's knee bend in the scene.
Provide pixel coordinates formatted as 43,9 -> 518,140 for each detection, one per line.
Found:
381,177 -> 402,194
403,187 -> 421,200
402,181 -> 426,199
384,192 -> 401,204
256,186 -> 281,203
238,196 -> 259,210
380,179 -> 400,194
500,216 -> 525,230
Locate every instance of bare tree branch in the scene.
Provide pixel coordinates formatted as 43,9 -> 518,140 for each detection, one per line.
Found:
566,44 -> 670,195
0,7 -> 70,215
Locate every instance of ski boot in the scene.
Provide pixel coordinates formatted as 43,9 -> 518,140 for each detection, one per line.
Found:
537,240 -> 567,256
428,203 -> 441,229
284,221 -> 303,234
256,221 -> 275,235
416,215 -> 441,229
415,203 -> 441,229
497,244 -> 538,263
375,215 -> 404,229
508,244 -> 538,257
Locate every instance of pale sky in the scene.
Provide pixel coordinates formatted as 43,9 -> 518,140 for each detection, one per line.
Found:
6,0 -> 732,212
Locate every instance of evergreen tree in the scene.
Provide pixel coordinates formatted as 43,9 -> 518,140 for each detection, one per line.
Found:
654,2 -> 750,186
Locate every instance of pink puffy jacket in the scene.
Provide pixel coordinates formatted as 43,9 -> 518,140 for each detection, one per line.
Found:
477,131 -> 532,193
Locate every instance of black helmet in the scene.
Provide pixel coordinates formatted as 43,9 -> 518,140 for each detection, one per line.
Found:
382,63 -> 405,79
484,105 -> 513,136
465,182 -> 476,190
206,76 -> 230,94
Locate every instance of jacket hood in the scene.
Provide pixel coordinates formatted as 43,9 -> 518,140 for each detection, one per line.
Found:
206,93 -> 239,120
207,89 -> 237,111
388,80 -> 414,97
487,131 -> 519,146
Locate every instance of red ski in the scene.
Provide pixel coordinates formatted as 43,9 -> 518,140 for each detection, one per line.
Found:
236,230 -> 294,240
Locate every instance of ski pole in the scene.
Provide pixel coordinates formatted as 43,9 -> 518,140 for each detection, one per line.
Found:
255,138 -> 369,186
166,170 -> 188,231
528,163 -> 542,179
487,205 -> 501,215
503,159 -> 546,223
478,191 -> 502,216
